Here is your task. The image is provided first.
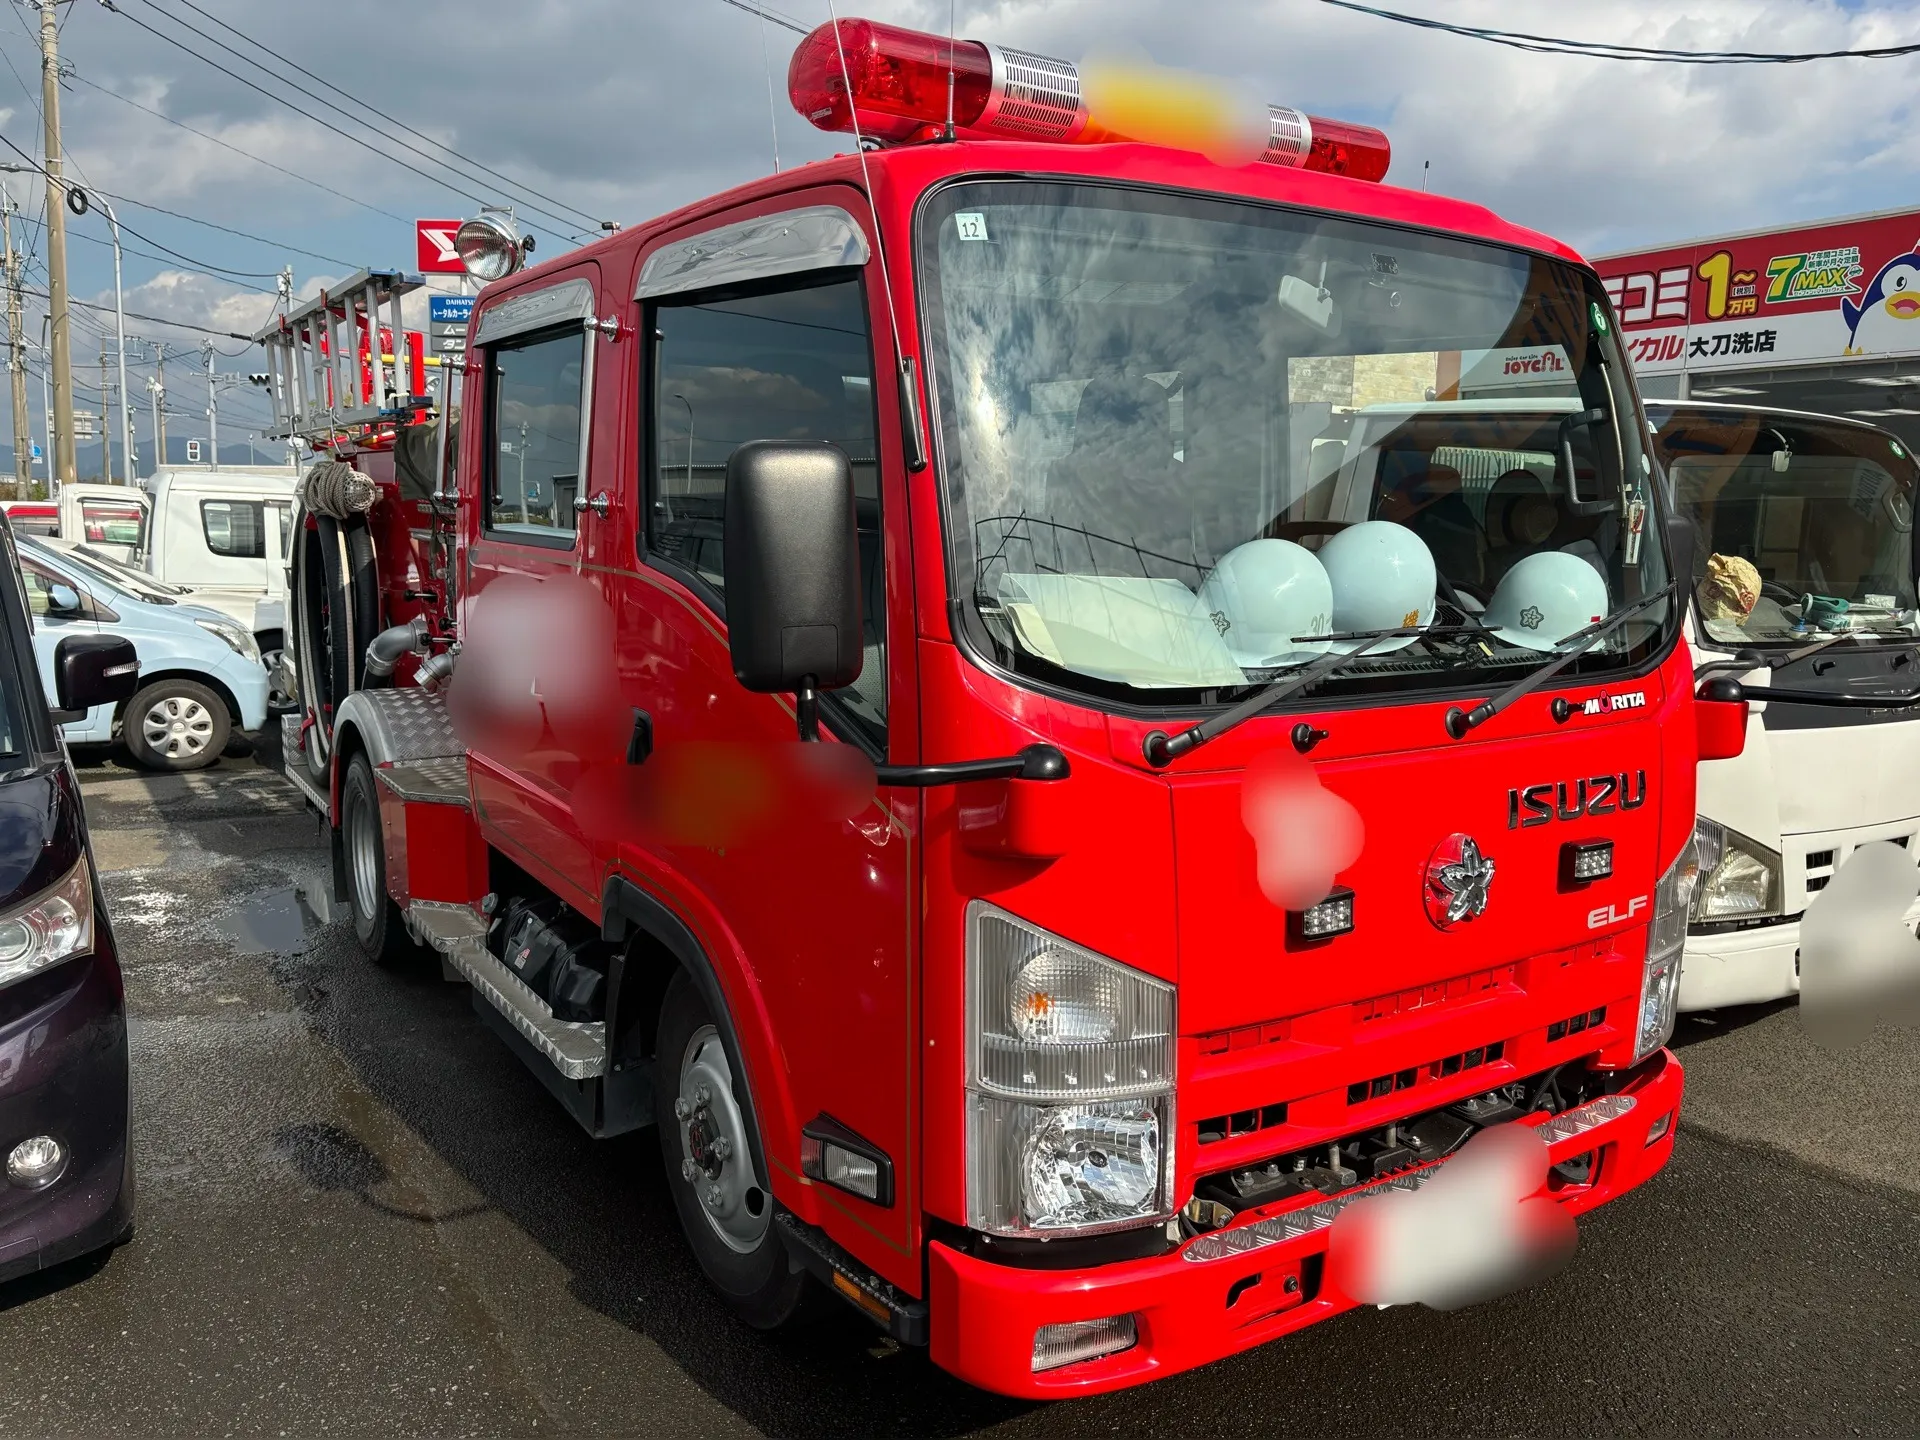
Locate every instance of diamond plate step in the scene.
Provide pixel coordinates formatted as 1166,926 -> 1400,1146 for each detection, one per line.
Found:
378,755 -> 470,807
408,901 -> 608,1080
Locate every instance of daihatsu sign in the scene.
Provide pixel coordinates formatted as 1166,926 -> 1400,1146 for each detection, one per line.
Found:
1593,205 -> 1920,375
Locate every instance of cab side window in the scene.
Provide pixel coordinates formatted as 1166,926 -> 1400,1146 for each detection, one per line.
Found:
486,329 -> 586,541
648,276 -> 885,739
202,499 -> 267,559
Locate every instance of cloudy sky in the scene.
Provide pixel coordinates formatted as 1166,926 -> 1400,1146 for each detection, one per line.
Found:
4,0 -> 1918,464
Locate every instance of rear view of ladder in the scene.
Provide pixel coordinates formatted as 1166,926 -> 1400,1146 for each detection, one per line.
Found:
254,269 -> 430,441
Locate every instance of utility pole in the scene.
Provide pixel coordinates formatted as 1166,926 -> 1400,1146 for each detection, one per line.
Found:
204,340 -> 219,471
0,188 -> 28,500
152,343 -> 167,465
146,374 -> 163,475
99,344 -> 110,482
39,0 -> 74,489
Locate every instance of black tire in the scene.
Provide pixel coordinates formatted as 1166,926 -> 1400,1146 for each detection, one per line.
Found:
654,970 -> 805,1330
256,628 -> 291,713
340,751 -> 411,965
122,679 -> 231,772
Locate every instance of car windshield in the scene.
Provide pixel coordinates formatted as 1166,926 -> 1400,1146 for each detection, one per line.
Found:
919,182 -> 1674,704
1652,406 -> 1919,646
66,543 -> 181,602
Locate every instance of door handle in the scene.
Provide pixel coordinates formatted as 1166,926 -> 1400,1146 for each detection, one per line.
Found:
573,491 -> 612,518
627,709 -> 653,765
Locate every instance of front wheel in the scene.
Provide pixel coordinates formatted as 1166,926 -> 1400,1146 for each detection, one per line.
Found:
340,751 -> 412,965
123,679 -> 230,772
654,970 -> 805,1330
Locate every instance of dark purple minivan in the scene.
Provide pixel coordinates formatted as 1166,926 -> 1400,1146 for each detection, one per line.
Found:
0,510 -> 140,1282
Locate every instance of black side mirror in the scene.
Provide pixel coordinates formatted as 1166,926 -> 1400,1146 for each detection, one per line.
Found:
53,634 -> 139,722
721,440 -> 862,740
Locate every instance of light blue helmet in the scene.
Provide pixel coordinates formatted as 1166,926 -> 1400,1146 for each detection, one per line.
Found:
1198,539 -> 1333,669
1485,550 -> 1609,651
1318,521 -> 1437,654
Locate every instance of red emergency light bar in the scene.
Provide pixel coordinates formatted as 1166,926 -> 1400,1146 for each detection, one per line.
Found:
788,18 -> 1390,182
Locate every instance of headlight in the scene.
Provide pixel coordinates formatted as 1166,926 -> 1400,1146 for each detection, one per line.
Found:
0,858 -> 94,989
966,904 -> 1174,1237
1637,841 -> 1697,1062
196,618 -> 260,663
1688,818 -> 1782,924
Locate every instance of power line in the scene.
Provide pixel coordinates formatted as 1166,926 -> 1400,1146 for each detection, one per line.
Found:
714,0 -> 810,37
0,131 -> 281,283
20,287 -> 255,340
162,0 -> 605,230
65,71 -> 408,224
60,223 -> 277,293
101,0 -> 593,239
91,190 -> 355,269
1316,1 -> 1920,63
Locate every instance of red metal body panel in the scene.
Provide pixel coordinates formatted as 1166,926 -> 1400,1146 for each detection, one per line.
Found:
929,1048 -> 1682,1398
440,135 -> 1698,1387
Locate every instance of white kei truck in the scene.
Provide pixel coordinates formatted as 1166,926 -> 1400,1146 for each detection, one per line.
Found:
1649,401 -> 1920,1010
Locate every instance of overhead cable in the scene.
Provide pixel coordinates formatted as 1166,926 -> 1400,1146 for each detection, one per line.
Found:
160,0 -> 605,229
66,72 -> 409,224
1316,0 -> 1920,63
102,0 -> 591,238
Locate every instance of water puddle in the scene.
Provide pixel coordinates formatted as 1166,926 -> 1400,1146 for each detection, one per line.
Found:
217,885 -> 340,956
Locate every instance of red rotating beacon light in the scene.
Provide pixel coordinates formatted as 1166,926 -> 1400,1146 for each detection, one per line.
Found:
787,17 -> 1391,183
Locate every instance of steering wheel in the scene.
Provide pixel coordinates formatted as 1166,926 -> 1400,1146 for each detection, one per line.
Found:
1759,579 -> 1801,604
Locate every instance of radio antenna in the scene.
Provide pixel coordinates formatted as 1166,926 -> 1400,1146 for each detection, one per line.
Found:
945,0 -> 958,140
825,3 -> 906,362
757,5 -> 782,172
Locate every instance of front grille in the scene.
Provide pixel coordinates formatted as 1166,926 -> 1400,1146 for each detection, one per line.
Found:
1796,829 -> 1920,904
1346,1039 -> 1506,1107
1198,1103 -> 1289,1146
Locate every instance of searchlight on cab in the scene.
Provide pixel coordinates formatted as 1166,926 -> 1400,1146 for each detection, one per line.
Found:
787,17 -> 1391,182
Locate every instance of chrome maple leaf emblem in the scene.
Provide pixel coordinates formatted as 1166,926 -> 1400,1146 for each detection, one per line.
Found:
1425,834 -> 1495,928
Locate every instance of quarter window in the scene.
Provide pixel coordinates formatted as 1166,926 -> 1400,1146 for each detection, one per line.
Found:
486,329 -> 587,540
201,499 -> 266,559
649,276 -> 885,737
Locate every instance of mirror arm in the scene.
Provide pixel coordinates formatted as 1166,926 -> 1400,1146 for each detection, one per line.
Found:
795,679 -> 820,742
874,743 -> 1070,789
48,708 -> 84,726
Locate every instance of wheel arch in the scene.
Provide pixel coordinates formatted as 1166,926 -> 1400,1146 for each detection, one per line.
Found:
602,874 -> 795,1200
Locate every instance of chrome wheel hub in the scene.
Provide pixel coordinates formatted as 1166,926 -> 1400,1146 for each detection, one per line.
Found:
675,1025 -> 768,1253
141,695 -> 214,759
346,784 -> 381,925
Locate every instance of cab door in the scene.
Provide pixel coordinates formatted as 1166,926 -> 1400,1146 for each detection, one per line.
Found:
458,264 -> 610,911
604,196 -> 923,1292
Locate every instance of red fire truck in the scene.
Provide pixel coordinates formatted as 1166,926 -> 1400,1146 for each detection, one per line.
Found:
264,17 -> 1748,1396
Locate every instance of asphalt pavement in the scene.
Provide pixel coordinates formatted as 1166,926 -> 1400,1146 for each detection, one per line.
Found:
2,736 -> 1917,1436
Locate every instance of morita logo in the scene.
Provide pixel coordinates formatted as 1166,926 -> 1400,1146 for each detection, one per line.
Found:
1507,770 -> 1648,829
1582,690 -> 1647,715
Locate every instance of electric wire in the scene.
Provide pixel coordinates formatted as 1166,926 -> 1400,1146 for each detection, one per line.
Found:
102,0 -> 593,239
1316,0 -> 1920,63
92,191 -> 355,269
159,0 -> 605,230
65,71 -> 409,224
714,0 -> 809,36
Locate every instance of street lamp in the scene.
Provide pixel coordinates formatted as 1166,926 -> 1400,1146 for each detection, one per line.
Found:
66,188 -> 133,485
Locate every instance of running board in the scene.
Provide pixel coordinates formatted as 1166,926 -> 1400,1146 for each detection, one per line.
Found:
407,901 -> 608,1080
277,714 -> 330,816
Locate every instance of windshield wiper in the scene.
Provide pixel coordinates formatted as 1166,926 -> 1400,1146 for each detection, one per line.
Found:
1144,624 -> 1480,767
1444,586 -> 1675,739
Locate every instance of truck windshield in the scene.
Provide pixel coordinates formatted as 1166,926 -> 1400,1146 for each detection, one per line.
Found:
1651,406 -> 1919,647
918,181 -> 1673,705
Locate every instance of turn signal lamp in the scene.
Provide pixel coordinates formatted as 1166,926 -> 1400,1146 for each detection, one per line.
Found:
788,18 -> 1391,181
